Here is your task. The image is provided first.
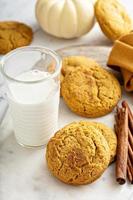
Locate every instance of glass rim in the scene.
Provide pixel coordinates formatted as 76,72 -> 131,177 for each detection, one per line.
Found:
0,46 -> 62,84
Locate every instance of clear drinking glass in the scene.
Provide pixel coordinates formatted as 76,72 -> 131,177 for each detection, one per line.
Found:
0,46 -> 61,148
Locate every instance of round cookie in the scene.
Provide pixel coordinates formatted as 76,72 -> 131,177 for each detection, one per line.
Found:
46,122 -> 110,185
61,64 -> 121,118
0,21 -> 33,54
94,0 -> 132,41
79,121 -> 117,163
60,56 -> 99,96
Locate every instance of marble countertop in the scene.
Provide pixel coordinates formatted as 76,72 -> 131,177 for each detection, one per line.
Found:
0,0 -> 133,200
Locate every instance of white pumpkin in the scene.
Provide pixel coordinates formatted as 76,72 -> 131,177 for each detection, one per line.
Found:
35,0 -> 95,39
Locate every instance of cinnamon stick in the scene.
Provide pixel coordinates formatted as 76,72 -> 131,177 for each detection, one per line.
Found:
115,107 -> 128,184
122,101 -> 133,132
128,139 -> 133,184
127,165 -> 133,184
127,156 -> 133,184
128,129 -> 133,150
128,142 -> 133,164
121,101 -> 133,184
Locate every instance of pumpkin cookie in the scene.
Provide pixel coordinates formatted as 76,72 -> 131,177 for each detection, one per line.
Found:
0,21 -> 33,54
95,0 -> 132,41
61,56 -> 99,96
61,64 -> 121,118
80,121 -> 117,162
46,121 -> 110,185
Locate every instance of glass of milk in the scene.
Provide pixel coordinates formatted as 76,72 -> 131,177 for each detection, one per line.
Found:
0,46 -> 61,147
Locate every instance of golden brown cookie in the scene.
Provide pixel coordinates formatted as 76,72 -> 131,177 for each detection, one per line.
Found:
0,21 -> 33,54
61,64 -> 121,118
60,56 -> 99,96
79,121 -> 117,162
95,0 -> 132,41
46,121 -> 110,185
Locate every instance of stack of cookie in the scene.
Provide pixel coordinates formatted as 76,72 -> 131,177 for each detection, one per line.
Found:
46,121 -> 117,185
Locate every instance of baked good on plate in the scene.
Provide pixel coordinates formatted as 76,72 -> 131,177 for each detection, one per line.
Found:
61,63 -> 121,118
61,56 -> 98,96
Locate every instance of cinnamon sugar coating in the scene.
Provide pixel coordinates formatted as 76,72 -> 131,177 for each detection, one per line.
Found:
46,121 -> 110,185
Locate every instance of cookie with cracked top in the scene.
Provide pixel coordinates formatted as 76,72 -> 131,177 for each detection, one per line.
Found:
60,56 -> 99,96
46,121 -> 110,185
0,21 -> 33,54
79,121 -> 117,163
61,57 -> 121,118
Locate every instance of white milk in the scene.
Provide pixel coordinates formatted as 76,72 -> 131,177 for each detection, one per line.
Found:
8,70 -> 60,147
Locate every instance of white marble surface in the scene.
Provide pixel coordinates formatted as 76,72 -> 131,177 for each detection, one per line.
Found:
0,0 -> 133,200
